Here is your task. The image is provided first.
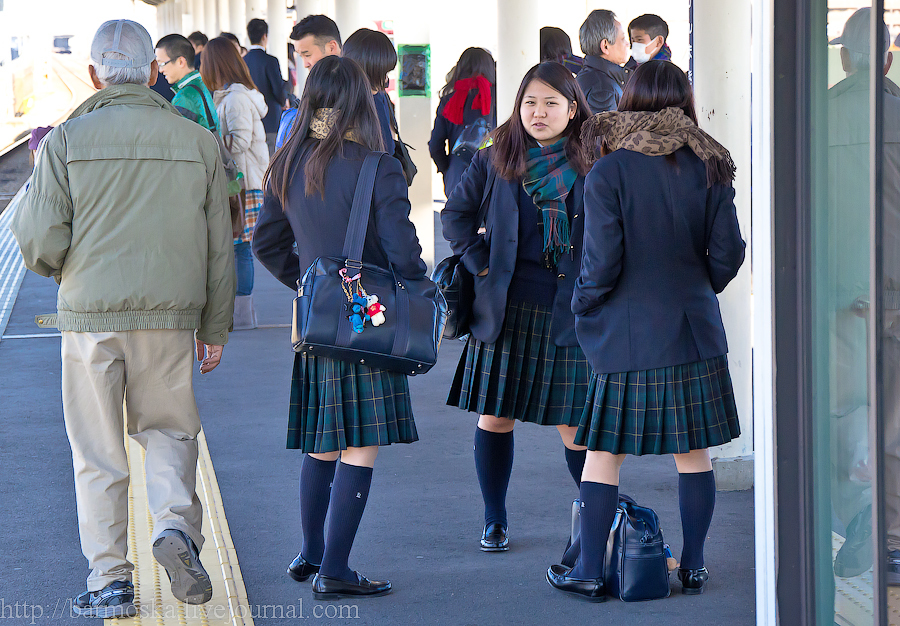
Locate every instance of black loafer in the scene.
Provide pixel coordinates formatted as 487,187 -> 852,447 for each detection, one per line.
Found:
480,523 -> 509,552
311,572 -> 392,600
288,553 -> 320,582
677,567 -> 710,595
546,564 -> 606,602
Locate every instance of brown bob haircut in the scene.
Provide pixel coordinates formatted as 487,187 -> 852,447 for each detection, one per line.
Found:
200,37 -> 257,92
490,62 -> 591,180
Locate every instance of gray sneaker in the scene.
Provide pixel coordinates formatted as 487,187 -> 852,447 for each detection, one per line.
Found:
152,529 -> 213,604
73,580 -> 137,618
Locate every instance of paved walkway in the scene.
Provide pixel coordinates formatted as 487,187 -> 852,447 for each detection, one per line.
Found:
0,209 -> 755,625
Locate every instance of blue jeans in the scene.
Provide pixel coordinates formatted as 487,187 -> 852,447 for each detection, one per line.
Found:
234,242 -> 254,296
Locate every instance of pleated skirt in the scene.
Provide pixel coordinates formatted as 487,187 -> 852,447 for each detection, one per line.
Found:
447,301 -> 591,426
574,355 -> 741,455
287,352 -> 418,453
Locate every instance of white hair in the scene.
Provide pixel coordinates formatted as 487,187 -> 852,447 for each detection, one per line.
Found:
579,10 -> 619,58
94,51 -> 152,86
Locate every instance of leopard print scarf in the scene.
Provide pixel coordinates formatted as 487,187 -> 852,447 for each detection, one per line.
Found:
308,107 -> 360,143
580,107 -> 735,187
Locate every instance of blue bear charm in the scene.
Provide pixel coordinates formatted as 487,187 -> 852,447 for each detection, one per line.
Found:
347,293 -> 370,333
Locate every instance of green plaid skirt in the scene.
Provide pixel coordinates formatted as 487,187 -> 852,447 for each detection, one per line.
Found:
447,301 -> 590,426
287,353 -> 418,453
575,355 -> 740,455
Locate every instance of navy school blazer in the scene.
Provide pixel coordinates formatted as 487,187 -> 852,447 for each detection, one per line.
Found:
243,48 -> 285,134
441,147 -> 585,347
252,140 -> 428,290
572,147 -> 745,374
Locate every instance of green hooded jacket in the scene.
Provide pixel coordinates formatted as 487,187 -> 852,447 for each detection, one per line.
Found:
171,70 -> 220,132
10,83 -> 234,345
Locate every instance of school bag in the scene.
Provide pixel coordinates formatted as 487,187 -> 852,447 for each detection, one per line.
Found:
563,494 -> 673,602
604,497 -> 672,602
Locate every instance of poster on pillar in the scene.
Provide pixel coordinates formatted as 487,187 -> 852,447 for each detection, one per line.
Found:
397,44 -> 429,97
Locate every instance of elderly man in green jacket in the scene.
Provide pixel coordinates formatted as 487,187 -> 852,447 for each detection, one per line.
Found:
10,19 -> 234,619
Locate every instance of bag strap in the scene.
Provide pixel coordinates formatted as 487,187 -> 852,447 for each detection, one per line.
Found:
184,83 -> 218,134
342,153 -> 384,263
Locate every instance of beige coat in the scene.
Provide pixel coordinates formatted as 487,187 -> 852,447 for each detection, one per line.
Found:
213,83 -> 269,190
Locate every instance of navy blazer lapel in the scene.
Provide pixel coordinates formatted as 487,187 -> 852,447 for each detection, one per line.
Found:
567,177 -> 584,217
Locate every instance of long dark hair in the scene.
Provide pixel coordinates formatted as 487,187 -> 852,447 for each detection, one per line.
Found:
490,62 -> 591,180
264,56 -> 384,202
540,27 -> 573,63
617,60 -> 697,123
439,47 -> 496,98
341,28 -> 397,92
200,37 -> 257,91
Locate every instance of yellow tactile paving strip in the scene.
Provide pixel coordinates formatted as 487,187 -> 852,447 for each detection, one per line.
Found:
832,532 -> 900,625
107,430 -> 253,625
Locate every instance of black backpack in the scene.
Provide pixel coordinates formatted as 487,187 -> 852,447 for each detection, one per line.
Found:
451,116 -> 491,160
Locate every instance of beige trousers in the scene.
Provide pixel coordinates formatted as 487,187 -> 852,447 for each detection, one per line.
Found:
61,329 -> 204,591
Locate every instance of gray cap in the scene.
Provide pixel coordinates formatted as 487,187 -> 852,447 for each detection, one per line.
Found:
829,8 -> 890,56
90,19 -> 154,68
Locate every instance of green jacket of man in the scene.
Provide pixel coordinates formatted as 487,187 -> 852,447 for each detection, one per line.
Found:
10,83 -> 234,345
172,70 -> 219,132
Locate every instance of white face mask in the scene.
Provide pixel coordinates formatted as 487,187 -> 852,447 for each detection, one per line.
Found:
630,40 -> 655,64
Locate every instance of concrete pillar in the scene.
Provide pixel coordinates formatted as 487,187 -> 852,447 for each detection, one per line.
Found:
192,0 -> 205,35
229,0 -> 245,39
334,0 -> 366,38
267,0 -> 289,80
496,0 -> 540,115
245,0 -> 266,25
203,0 -> 217,39
693,0 -> 754,489
217,0 -> 230,35
394,0 -> 434,270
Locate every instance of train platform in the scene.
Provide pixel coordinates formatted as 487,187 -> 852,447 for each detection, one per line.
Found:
0,190 -> 756,624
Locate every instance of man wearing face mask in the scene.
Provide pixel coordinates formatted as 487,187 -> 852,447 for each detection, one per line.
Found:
626,14 -> 672,70
576,9 -> 632,114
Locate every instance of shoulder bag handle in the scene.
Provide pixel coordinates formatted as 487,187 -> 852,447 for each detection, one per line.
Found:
341,153 -> 384,264
184,83 -> 218,134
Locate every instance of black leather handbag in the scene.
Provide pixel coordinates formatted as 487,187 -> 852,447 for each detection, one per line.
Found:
292,154 -> 447,375
603,498 -> 671,602
430,255 -> 474,339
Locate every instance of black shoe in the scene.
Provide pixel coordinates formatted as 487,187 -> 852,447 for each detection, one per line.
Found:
311,572 -> 392,600
480,523 -> 509,552
152,529 -> 214,604
677,567 -> 710,595
73,580 -> 137,618
546,564 -> 606,602
288,553 -> 320,582
887,549 -> 900,586
834,504 -> 873,578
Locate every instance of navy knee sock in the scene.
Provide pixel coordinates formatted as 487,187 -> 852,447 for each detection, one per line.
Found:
564,447 -> 587,488
569,482 -> 619,580
474,427 -> 514,528
679,470 -> 716,570
319,462 -> 374,582
298,455 -> 337,565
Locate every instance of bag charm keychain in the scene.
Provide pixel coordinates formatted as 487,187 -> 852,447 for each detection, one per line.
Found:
340,267 -> 386,333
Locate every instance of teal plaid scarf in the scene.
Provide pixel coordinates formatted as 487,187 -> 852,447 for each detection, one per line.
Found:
522,139 -> 577,267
